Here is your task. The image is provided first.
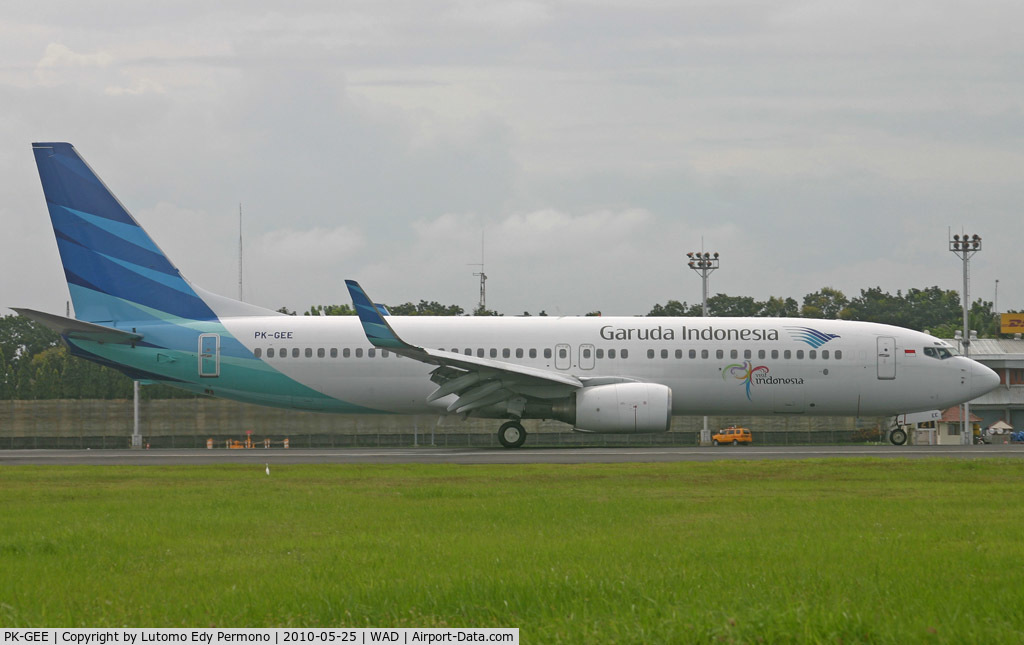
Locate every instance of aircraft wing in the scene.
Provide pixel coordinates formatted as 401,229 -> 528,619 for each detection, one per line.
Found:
12,308 -> 144,344
345,280 -> 581,415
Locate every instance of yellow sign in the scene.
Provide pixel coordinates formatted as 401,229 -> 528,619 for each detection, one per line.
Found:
1001,313 -> 1024,334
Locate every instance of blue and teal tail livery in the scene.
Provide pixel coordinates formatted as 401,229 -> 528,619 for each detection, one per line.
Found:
33,142 -> 218,324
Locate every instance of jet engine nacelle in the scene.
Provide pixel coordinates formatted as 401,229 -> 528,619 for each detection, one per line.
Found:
565,382 -> 673,433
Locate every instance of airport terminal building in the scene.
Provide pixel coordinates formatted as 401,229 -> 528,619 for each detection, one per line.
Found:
956,336 -> 1024,433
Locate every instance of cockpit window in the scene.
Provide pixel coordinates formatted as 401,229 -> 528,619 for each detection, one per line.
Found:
924,347 -> 954,360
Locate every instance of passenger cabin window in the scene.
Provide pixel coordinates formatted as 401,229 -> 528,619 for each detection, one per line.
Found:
621,349 -> 629,359
330,348 -> 338,358
267,348 -> 274,358
529,349 -> 538,359
544,349 -> 552,359
305,348 -> 313,358
596,349 -> 604,359
355,348 -> 363,358
343,348 -> 351,358
608,349 -> 616,359
516,349 -> 524,359
254,348 -> 262,358
317,348 -> 325,358
647,349 -> 655,359
368,349 -> 376,358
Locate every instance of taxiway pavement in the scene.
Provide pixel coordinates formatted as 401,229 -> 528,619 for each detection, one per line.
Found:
2,444 -> 1022,466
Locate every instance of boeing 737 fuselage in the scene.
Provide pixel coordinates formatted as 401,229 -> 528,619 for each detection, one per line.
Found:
18,142 -> 999,447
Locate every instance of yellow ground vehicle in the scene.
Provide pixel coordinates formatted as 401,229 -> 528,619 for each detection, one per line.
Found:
712,426 -> 753,446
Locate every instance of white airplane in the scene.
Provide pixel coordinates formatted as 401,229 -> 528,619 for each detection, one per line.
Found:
17,142 -> 999,447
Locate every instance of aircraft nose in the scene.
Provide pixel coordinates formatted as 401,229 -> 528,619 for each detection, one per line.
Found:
970,360 -> 1000,398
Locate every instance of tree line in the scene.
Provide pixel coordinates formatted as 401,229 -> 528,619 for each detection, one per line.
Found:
1,285 -> 1010,400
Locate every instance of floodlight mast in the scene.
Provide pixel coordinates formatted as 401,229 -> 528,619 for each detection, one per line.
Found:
948,232 -> 982,445
687,248 -> 720,446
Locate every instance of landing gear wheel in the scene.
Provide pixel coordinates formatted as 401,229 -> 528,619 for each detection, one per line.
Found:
498,421 -> 527,448
889,428 -> 908,446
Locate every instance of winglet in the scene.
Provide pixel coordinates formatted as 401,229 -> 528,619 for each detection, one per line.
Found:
344,280 -> 408,350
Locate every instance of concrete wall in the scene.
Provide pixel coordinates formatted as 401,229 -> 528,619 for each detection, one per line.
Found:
0,399 -> 883,448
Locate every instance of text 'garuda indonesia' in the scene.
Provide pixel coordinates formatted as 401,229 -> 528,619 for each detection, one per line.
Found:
599,325 -> 781,342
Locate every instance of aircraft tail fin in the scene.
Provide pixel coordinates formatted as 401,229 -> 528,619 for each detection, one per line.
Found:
31,142 -> 275,323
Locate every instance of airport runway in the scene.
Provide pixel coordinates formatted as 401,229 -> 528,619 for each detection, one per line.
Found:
2,444 -> 1023,465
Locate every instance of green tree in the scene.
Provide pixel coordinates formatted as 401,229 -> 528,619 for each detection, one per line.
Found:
647,300 -> 701,317
844,287 -> 906,326
759,296 -> 800,317
706,294 -> 761,317
0,315 -> 60,369
0,346 -> 11,399
844,286 -> 964,331
388,301 -> 465,316
801,287 -> 850,319
969,299 -> 999,338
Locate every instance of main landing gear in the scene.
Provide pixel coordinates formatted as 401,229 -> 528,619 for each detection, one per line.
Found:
498,421 -> 527,448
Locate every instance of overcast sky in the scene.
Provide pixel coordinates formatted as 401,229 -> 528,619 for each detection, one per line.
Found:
2,1 -> 1022,319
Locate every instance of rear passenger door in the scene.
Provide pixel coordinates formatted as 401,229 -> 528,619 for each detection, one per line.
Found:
555,343 -> 571,370
579,344 -> 595,370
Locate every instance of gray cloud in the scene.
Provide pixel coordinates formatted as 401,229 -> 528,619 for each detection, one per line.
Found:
2,1 -> 1022,318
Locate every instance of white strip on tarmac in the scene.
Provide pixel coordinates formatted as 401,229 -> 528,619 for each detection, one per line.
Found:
1,445 -> 1022,465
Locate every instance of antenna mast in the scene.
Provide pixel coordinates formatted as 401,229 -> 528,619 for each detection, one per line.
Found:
469,231 -> 487,313
238,203 -> 244,301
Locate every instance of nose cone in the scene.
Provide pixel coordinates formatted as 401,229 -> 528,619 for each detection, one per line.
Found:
970,360 -> 1000,398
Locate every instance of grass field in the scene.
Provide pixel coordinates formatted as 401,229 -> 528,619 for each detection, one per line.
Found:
1,459 -> 1023,643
